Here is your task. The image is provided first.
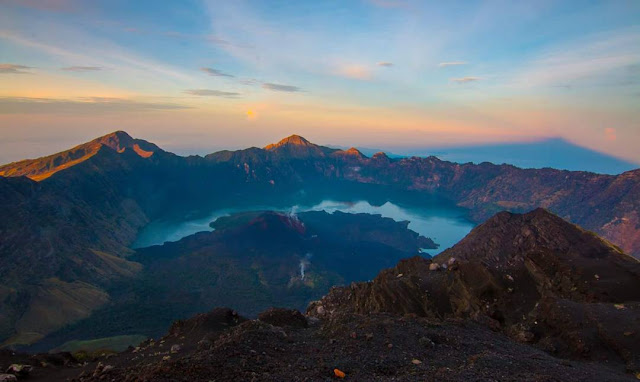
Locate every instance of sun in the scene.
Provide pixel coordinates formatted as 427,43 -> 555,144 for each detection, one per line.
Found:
246,109 -> 256,120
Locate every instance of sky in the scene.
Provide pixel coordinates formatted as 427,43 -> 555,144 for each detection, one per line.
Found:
0,0 -> 639,164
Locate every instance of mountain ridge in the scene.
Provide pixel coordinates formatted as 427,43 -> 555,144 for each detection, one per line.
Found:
264,134 -> 315,149
0,131 -> 160,181
264,134 -> 338,158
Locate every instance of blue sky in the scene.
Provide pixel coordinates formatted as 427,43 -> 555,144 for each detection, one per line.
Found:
0,0 -> 639,164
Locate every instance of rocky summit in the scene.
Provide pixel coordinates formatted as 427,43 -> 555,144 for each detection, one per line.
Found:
0,131 -> 159,181
1,209 -> 639,381
309,208 -> 640,372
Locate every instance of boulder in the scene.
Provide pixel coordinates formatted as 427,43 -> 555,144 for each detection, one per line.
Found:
5,364 -> 32,377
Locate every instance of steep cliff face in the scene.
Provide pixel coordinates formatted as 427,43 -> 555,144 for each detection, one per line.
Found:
308,209 -> 640,370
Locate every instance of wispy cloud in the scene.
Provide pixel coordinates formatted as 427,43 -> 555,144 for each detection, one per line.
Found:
0,30 -> 196,83
0,64 -> 32,74
238,78 -> 261,86
184,89 -> 241,98
377,62 -> 393,67
510,30 -> 640,88
205,35 -> 233,46
439,61 -> 467,68
61,66 -> 103,72
200,67 -> 235,78
0,96 -> 189,114
451,76 -> 480,83
262,83 -> 302,92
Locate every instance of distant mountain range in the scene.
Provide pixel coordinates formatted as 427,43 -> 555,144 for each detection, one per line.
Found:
0,131 -> 639,350
352,138 -> 638,175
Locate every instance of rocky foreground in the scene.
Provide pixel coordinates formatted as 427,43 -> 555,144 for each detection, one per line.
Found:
1,307 -> 636,382
1,208 -> 639,381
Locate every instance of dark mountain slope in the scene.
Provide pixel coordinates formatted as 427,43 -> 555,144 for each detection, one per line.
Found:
0,149 -> 153,346
309,209 -> 640,371
30,210 -> 435,349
